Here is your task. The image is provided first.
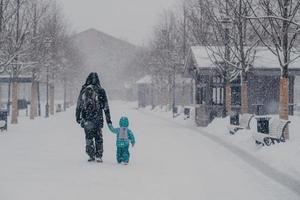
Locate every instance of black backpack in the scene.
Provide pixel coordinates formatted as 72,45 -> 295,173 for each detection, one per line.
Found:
82,85 -> 100,118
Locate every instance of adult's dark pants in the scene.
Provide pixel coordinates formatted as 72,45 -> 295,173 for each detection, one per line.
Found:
84,127 -> 103,159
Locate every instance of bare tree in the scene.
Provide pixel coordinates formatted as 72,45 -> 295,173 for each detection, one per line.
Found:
245,0 -> 300,139
187,0 -> 259,115
148,10 -> 182,108
27,0 -> 50,119
38,1 -> 68,116
5,0 -> 34,124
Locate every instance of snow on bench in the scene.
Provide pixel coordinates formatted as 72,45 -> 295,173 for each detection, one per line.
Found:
252,118 -> 290,146
228,114 -> 254,134
0,120 -> 5,128
184,106 -> 193,120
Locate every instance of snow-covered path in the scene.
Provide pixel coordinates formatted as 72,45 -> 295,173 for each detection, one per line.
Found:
0,101 -> 299,200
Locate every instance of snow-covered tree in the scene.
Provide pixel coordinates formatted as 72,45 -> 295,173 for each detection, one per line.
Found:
186,0 -> 259,115
245,0 -> 300,139
147,10 -> 184,108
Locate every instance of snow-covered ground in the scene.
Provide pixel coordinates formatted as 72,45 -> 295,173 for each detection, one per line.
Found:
206,115 -> 300,181
0,101 -> 299,200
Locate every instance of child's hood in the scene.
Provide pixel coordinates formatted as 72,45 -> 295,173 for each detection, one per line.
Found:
119,117 -> 129,127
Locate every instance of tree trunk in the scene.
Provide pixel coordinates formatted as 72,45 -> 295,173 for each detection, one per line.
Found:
241,80 -> 249,114
30,81 -> 38,119
11,81 -> 18,124
50,84 -> 54,115
225,83 -> 231,115
7,80 -> 11,115
280,0 -> 290,139
0,84 -> 2,107
37,82 -> 41,116
63,79 -> 67,111
279,77 -> 289,139
0,0 -> 3,33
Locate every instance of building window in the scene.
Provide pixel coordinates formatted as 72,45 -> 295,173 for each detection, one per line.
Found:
231,76 -> 241,106
212,76 -> 224,105
212,87 -> 224,105
196,85 -> 206,105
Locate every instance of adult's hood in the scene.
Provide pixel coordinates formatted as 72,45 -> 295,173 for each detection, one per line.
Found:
84,72 -> 101,87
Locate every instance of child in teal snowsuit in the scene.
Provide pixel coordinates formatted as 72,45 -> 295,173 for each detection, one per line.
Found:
108,117 -> 135,164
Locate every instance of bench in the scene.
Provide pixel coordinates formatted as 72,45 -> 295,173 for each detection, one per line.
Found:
0,110 -> 8,131
228,113 -> 254,134
56,104 -> 63,113
172,106 -> 181,118
252,118 -> 290,146
184,107 -> 192,120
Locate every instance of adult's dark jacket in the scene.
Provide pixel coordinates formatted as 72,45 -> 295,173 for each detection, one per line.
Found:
76,72 -> 112,129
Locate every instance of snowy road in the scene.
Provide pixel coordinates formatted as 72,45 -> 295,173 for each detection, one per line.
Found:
0,101 -> 299,200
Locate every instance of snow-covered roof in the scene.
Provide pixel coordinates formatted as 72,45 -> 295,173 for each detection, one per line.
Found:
187,46 -> 300,70
136,75 -> 152,84
253,47 -> 300,69
190,46 -> 221,69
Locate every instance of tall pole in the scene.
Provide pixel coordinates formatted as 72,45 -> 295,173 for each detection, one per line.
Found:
11,0 -> 20,124
50,71 -> 54,115
172,63 -> 176,117
183,2 -> 187,61
224,0 -> 230,63
223,0 -> 231,117
30,3 -> 37,120
45,64 -> 49,118
37,81 -> 41,116
7,77 -> 11,115
0,0 -> 3,110
0,0 -> 3,33
63,77 -> 67,111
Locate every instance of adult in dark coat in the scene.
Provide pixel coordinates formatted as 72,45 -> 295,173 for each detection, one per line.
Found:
76,72 -> 112,162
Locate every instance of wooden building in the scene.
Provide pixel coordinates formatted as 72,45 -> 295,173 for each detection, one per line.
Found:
184,46 -> 300,127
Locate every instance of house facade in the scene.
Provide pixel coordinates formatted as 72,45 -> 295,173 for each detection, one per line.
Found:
184,46 -> 300,127
136,75 -> 193,109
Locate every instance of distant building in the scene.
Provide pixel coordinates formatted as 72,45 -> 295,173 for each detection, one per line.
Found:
136,75 -> 153,108
0,75 -> 32,103
174,76 -> 193,106
124,82 -> 137,102
136,75 -> 193,109
184,46 -> 300,127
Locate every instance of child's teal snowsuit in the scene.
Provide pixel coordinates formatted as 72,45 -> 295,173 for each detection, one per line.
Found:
108,117 -> 135,163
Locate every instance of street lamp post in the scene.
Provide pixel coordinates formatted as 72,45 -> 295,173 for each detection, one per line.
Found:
63,76 -> 67,112
45,63 -> 49,118
172,63 -> 176,118
43,37 -> 51,118
37,82 -> 41,116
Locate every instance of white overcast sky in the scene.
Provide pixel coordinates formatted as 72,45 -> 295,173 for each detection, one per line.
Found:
58,0 -> 180,45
